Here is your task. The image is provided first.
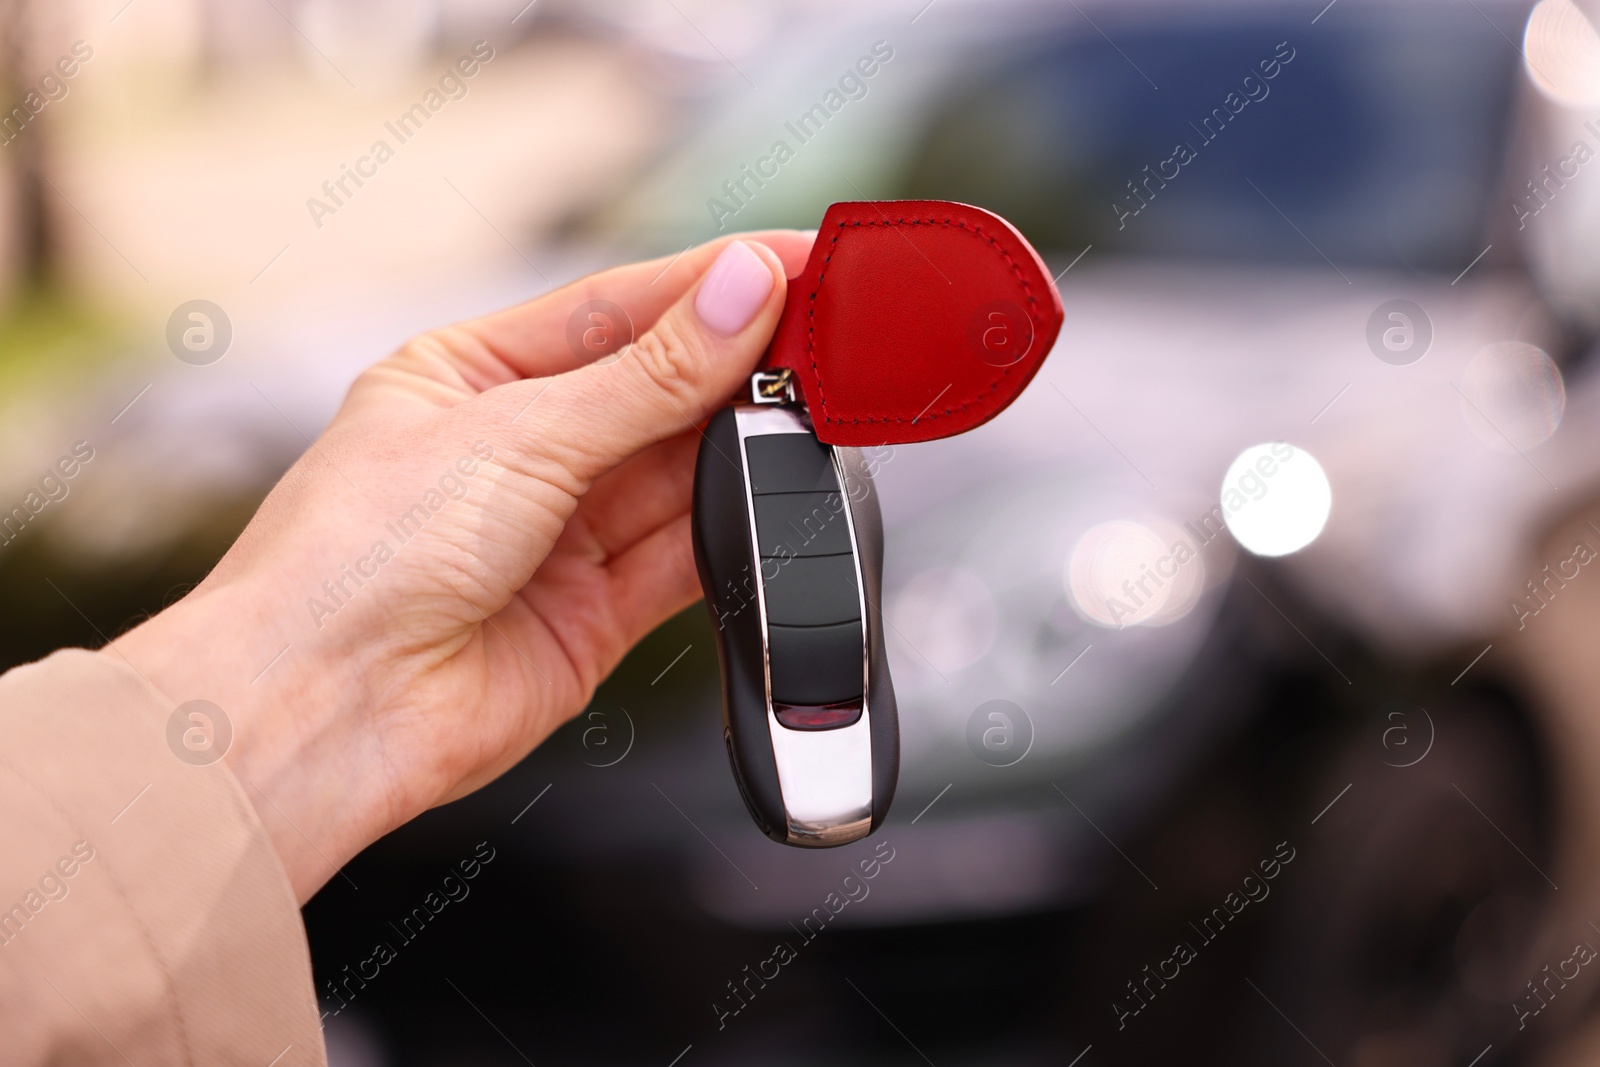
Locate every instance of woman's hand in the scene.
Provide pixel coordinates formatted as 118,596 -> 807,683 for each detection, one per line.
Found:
109,232 -> 814,902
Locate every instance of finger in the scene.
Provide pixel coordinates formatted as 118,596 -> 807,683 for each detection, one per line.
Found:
494,239 -> 788,489
403,230 -> 815,393
561,431 -> 698,562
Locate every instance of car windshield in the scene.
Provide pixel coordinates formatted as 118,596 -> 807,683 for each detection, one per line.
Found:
898,10 -> 1519,270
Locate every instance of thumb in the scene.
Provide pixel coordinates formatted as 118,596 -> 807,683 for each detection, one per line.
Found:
503,238 -> 788,486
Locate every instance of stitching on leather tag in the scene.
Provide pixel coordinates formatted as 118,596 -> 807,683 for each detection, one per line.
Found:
805,212 -> 1045,426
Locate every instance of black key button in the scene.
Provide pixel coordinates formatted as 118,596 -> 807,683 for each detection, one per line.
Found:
745,433 -> 840,494
754,492 -> 852,558
761,554 -> 859,627
768,621 -> 864,707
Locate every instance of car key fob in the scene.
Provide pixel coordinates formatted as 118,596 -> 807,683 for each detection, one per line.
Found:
692,397 -> 894,846
691,201 -> 1064,846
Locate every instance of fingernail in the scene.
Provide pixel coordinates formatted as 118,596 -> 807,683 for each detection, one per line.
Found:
695,241 -> 774,337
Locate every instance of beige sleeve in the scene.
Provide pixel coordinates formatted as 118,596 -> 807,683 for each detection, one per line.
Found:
0,649 -> 327,1066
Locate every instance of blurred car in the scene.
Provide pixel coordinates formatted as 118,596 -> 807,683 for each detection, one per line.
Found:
552,0 -> 1569,926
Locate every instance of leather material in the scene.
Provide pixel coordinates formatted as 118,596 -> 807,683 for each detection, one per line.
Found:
760,200 -> 1064,447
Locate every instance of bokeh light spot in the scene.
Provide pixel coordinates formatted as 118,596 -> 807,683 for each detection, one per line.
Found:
1459,342 -> 1566,452
1220,443 -> 1331,557
1066,519 -> 1205,629
1525,0 -> 1600,106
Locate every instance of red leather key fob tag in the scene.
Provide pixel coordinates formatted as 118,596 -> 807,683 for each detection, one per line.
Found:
759,199 -> 1065,446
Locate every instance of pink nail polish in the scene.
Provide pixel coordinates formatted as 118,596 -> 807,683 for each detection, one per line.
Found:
695,241 -> 774,337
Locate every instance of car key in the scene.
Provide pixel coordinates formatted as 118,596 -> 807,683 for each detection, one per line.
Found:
691,200 -> 1063,846
691,370 -> 897,847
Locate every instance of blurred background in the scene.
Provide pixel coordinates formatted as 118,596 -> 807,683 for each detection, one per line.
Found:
16,0 -> 1600,1063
